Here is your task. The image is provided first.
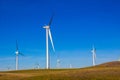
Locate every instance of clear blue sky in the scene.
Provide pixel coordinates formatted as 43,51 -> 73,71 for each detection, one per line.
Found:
0,0 -> 120,70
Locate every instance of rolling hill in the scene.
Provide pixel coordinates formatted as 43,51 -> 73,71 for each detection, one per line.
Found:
97,61 -> 120,67
0,61 -> 120,80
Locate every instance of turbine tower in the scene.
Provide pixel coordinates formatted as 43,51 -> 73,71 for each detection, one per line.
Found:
43,15 -> 55,69
91,45 -> 96,66
15,40 -> 23,70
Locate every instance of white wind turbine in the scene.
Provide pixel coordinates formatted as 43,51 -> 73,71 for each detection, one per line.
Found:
56,59 -> 60,68
69,64 -> 72,68
91,45 -> 96,66
118,57 -> 120,61
15,40 -> 24,70
34,63 -> 40,69
43,15 -> 55,69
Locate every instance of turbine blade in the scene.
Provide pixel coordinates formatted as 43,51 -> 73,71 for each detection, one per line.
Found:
19,52 -> 24,56
48,14 -> 54,26
92,45 -> 94,49
49,29 -> 55,52
16,40 -> 18,51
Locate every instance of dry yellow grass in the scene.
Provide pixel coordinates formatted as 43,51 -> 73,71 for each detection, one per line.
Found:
0,61 -> 120,80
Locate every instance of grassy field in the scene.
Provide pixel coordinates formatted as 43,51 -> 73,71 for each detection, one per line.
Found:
0,61 -> 120,80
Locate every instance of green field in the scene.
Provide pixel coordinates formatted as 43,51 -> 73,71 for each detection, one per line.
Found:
0,61 -> 120,80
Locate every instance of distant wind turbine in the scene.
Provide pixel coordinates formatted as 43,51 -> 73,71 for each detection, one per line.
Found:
69,64 -> 72,68
7,65 -> 11,71
118,57 -> 120,61
15,40 -> 24,70
43,15 -> 55,69
56,59 -> 60,68
91,45 -> 96,66
35,63 -> 40,69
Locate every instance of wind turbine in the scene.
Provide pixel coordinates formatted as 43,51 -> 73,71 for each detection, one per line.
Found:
35,63 -> 40,69
7,65 -> 11,71
15,40 -> 23,70
56,59 -> 60,68
43,15 -> 55,69
118,57 -> 120,61
91,45 -> 96,66
69,64 -> 72,68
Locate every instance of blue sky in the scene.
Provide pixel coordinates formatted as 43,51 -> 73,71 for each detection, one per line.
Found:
0,0 -> 120,70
